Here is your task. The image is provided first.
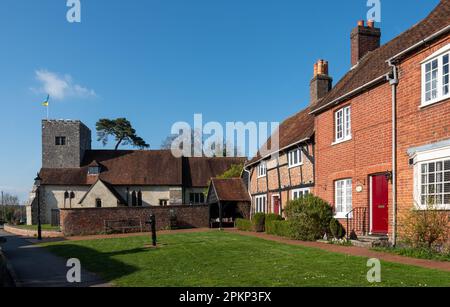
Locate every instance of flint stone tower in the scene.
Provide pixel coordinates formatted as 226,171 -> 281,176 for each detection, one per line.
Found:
42,120 -> 92,169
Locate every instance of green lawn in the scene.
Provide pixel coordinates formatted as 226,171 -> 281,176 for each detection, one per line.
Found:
43,231 -> 450,287
15,224 -> 61,231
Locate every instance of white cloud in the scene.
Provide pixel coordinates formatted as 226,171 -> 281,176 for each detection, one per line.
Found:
33,69 -> 96,100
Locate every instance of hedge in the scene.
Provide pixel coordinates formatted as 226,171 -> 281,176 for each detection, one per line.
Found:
236,218 -> 252,231
265,220 -> 293,238
265,214 -> 283,227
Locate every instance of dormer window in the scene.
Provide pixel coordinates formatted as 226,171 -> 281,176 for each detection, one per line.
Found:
88,166 -> 101,175
88,160 -> 101,175
55,136 -> 66,146
421,44 -> 450,107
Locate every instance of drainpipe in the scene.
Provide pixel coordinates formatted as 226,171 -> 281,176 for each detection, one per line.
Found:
388,61 -> 399,247
243,166 -> 253,218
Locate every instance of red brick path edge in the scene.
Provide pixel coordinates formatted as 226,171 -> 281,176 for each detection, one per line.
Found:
30,228 -> 450,272
226,229 -> 450,273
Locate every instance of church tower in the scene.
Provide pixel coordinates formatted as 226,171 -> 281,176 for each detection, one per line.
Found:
42,120 -> 92,169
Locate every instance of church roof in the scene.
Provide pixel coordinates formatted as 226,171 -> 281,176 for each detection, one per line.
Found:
39,150 -> 247,188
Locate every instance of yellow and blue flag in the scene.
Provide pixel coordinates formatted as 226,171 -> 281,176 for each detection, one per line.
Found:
42,94 -> 50,107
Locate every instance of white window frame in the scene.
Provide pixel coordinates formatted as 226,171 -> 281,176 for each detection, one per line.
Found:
412,144 -> 450,210
288,148 -> 303,168
291,188 -> 310,200
254,195 -> 267,214
334,106 -> 352,144
257,161 -> 267,178
334,179 -> 352,218
421,44 -> 450,107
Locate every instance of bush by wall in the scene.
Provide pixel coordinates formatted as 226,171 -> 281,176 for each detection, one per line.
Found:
265,220 -> 293,238
236,218 -> 253,232
252,213 -> 266,232
285,195 -> 334,241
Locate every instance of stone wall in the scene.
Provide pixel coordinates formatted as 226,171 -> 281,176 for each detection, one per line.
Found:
4,224 -> 64,238
60,205 -> 210,236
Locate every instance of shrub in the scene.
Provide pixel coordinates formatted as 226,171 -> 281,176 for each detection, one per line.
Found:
236,219 -> 253,232
252,213 -> 266,232
265,220 -> 293,238
285,195 -> 334,241
329,218 -> 346,240
401,203 -> 449,250
265,214 -> 283,227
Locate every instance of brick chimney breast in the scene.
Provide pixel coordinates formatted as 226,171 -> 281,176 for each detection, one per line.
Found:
351,20 -> 381,67
310,60 -> 332,106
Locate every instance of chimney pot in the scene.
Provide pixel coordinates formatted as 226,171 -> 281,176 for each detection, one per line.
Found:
310,60 -> 332,106
351,20 -> 381,67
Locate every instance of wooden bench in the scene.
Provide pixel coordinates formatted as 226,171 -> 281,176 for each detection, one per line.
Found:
104,219 -> 143,234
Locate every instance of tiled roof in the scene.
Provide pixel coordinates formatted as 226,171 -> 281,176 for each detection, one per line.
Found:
210,178 -> 251,202
311,0 -> 450,114
184,157 -> 247,188
39,150 -> 246,187
247,106 -> 315,166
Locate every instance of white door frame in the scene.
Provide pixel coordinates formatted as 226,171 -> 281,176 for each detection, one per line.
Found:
369,176 -> 374,235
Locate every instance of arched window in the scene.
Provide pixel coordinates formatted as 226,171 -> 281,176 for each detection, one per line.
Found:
131,191 -> 137,207
137,191 -> 143,207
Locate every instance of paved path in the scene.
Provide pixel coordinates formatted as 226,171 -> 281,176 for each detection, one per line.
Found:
226,230 -> 450,272
0,230 -> 110,287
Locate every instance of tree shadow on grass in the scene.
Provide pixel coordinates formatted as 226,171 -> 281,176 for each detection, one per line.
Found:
44,244 -> 154,285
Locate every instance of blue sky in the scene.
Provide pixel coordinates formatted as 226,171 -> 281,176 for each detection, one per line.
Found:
0,0 -> 440,202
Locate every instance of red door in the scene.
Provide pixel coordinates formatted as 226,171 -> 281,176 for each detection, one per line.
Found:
371,175 -> 389,234
273,196 -> 281,215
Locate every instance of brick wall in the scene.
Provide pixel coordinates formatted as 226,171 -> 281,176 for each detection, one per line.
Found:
315,34 -> 450,238
60,205 -> 210,236
396,36 -> 450,234
315,82 -> 393,232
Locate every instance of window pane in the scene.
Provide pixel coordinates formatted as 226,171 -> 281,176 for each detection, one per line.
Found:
444,194 -> 450,205
444,183 -> 450,193
444,54 -> 449,95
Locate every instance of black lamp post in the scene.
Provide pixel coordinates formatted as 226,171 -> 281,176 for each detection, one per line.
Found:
34,173 -> 42,241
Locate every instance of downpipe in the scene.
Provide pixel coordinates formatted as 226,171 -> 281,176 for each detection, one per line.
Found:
387,61 -> 399,247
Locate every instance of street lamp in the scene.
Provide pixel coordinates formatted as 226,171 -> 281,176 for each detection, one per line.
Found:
34,173 -> 42,241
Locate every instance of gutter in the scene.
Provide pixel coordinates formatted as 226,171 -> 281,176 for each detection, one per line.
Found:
387,25 -> 450,63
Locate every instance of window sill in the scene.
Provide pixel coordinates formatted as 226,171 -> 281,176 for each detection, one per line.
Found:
414,204 -> 450,211
420,95 -> 450,109
334,213 -> 348,219
288,163 -> 303,169
332,137 -> 352,146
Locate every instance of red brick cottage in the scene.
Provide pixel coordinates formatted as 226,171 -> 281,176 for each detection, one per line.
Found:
311,1 -> 449,243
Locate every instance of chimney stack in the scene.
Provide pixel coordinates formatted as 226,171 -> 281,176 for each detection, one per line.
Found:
351,20 -> 381,67
310,60 -> 332,106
